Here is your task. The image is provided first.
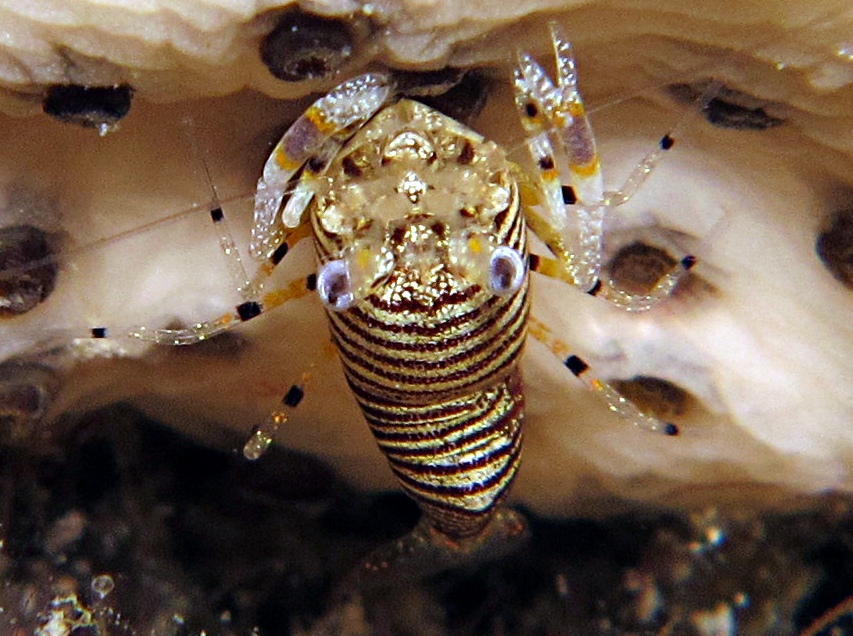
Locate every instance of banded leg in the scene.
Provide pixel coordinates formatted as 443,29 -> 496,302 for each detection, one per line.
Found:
527,315 -> 680,436
251,73 -> 395,260
207,199 -> 313,300
79,200 -> 316,347
243,377 -> 308,460
527,248 -> 695,313
241,341 -> 339,460
76,187 -> 317,345
63,145 -> 320,346
515,24 -> 714,310
117,271 -> 317,345
183,109 -> 318,304
181,117 -> 258,303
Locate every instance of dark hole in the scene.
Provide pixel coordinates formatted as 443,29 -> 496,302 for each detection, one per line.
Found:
414,70 -> 492,124
0,384 -> 43,417
392,67 -> 465,97
0,225 -> 58,317
261,11 -> 353,82
817,209 -> 853,289
611,376 -> 692,420
607,241 -> 676,296
43,84 -> 133,129
668,81 -> 784,131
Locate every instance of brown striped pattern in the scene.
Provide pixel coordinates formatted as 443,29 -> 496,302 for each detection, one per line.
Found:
310,99 -> 530,538
347,369 -> 525,537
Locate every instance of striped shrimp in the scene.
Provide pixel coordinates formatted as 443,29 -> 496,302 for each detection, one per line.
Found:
225,24 -> 694,578
309,97 -> 531,553
8,24 -> 702,583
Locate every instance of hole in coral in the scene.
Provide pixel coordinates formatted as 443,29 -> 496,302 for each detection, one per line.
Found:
399,70 -> 493,124
0,225 -> 58,317
606,239 -> 714,299
816,209 -> 853,289
260,11 -> 354,82
42,84 -> 133,131
667,81 -> 784,131
607,241 -> 676,295
610,376 -> 694,420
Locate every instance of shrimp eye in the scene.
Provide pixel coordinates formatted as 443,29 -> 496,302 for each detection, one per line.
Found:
317,259 -> 355,311
488,246 -> 526,297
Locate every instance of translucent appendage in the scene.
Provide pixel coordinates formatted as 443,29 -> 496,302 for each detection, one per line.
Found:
301,510 -> 528,634
528,316 -> 681,436
514,24 -> 607,292
345,508 -> 528,591
243,411 -> 288,460
252,73 -> 394,260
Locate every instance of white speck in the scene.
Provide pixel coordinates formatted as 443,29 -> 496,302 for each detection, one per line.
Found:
836,44 -> 853,60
